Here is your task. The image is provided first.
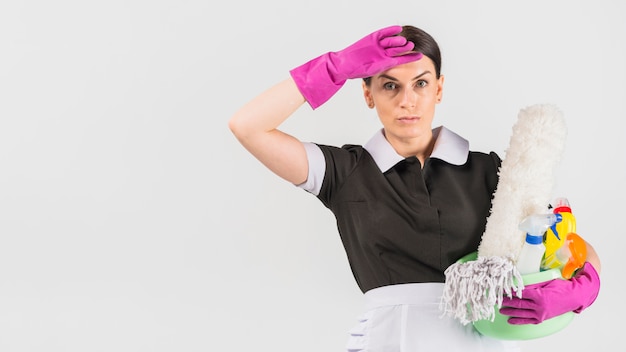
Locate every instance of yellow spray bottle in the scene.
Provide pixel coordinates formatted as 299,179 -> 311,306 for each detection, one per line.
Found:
541,197 -> 576,271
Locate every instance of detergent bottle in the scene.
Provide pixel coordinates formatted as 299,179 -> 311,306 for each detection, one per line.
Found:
516,213 -> 562,275
542,197 -> 577,271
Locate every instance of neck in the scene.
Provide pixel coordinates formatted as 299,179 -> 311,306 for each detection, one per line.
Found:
384,129 -> 435,166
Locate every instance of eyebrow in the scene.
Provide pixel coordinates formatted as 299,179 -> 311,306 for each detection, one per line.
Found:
378,71 -> 433,81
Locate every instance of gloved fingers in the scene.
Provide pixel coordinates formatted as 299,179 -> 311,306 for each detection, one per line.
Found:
506,316 -> 541,325
379,35 -> 409,48
499,306 -> 538,319
373,25 -> 404,39
500,297 -> 537,309
376,26 -> 418,57
385,44 -> 417,57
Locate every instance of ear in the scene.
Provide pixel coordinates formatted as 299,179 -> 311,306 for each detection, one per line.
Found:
436,74 -> 445,103
362,81 -> 375,108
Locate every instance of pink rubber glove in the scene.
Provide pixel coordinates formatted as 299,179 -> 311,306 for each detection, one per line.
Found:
499,262 -> 600,325
289,25 -> 422,109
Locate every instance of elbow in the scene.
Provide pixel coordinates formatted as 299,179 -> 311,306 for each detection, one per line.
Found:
229,111 -> 267,142
228,115 -> 247,140
227,117 -> 238,135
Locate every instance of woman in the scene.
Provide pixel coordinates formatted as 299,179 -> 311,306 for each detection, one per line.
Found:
228,25 -> 600,351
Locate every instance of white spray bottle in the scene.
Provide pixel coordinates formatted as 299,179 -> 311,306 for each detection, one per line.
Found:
516,213 -> 562,275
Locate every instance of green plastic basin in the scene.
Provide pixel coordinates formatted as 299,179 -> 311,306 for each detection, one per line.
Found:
457,252 -> 575,340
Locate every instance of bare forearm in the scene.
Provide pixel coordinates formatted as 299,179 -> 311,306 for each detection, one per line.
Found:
229,78 -> 305,138
228,78 -> 310,184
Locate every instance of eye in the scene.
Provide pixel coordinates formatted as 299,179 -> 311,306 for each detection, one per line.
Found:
383,82 -> 398,90
416,80 -> 428,88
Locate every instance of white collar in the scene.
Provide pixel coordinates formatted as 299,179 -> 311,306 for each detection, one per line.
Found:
363,126 -> 470,172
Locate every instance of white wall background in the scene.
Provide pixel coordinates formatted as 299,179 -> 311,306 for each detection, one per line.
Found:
1,0 -> 624,351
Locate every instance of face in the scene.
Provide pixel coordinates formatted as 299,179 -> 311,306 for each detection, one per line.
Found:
363,57 -> 444,148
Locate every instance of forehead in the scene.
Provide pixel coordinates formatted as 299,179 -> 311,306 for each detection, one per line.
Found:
378,56 -> 437,79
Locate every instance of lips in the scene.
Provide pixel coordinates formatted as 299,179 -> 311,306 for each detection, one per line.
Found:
398,116 -> 420,122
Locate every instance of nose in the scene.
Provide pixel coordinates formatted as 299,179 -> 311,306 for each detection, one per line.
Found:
400,86 -> 418,108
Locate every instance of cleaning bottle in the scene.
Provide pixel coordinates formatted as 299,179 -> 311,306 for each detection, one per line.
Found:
542,197 -> 577,271
516,213 -> 562,275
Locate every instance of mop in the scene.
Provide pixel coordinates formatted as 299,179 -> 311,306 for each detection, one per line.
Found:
440,104 -> 568,325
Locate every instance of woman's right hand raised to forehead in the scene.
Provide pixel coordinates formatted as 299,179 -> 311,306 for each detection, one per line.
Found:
290,25 -> 423,109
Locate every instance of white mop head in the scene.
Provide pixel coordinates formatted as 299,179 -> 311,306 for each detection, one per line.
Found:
440,104 -> 567,325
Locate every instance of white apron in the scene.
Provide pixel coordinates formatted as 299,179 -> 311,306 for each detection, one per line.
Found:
346,283 -> 521,352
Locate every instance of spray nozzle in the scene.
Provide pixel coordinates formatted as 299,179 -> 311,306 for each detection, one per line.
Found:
519,213 -> 563,238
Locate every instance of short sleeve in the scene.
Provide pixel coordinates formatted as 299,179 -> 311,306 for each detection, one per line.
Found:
296,142 -> 326,196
